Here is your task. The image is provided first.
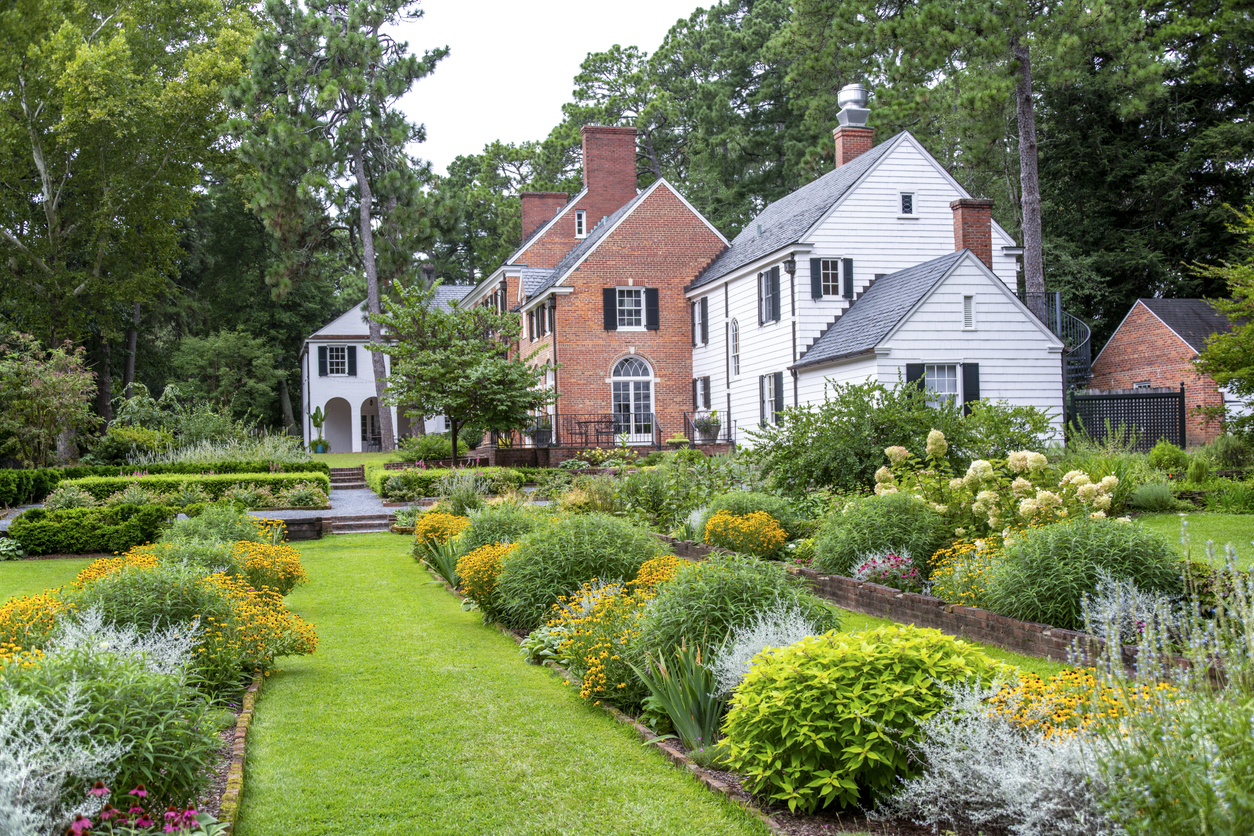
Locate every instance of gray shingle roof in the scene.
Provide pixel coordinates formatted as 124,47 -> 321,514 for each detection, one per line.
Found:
690,134 -> 901,289
792,249 -> 966,370
526,190 -> 648,300
1139,298 -> 1233,353
520,268 -> 554,296
430,284 -> 469,311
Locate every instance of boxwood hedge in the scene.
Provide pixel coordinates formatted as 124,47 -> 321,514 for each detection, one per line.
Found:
8,505 -> 181,555
55,471 -> 330,502
364,464 -> 524,499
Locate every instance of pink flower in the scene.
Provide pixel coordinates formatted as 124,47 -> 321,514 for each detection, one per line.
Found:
89,781 -> 109,797
129,785 -> 148,798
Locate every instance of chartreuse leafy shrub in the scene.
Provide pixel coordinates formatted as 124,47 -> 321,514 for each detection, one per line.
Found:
544,555 -> 686,708
985,516 -> 1181,630
493,513 -> 667,631
635,554 -> 838,662
812,493 -> 950,578
8,505 -> 174,556
722,625 -> 1001,814
0,647 -> 221,814
696,491 -> 806,539
702,511 -> 789,558
456,543 -> 516,622
1148,439 -> 1189,472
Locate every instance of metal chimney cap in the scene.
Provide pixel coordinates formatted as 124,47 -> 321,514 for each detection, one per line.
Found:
837,83 -> 870,110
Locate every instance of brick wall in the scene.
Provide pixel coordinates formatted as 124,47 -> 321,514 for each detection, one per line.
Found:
833,126 -> 874,167
950,198 -> 994,270
521,192 -> 568,240
1089,301 -> 1224,446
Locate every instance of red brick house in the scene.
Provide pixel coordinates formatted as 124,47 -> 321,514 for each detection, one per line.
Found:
1089,298 -> 1239,446
459,126 -> 729,451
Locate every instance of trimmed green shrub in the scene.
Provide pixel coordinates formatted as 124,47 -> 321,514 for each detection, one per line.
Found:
87,424 -> 174,464
1128,482 -> 1178,512
0,647 -> 220,812
56,471 -> 329,501
42,483 -> 97,511
696,491 -> 806,539
493,513 -> 667,630
364,464 -> 524,500
985,516 -> 1182,630
722,625 -> 1000,813
1148,439 -> 1189,472
8,505 -> 173,555
812,493 -> 951,578
635,554 -> 838,660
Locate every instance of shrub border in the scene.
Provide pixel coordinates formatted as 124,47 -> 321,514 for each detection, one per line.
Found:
218,673 -> 264,836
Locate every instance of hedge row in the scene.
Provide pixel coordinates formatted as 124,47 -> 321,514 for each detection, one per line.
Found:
58,472 -> 331,501
364,464 -> 524,499
7,504 -> 194,556
0,460 -> 330,506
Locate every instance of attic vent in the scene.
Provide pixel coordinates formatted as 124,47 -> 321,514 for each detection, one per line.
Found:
757,223 -> 763,236
963,295 -> 976,329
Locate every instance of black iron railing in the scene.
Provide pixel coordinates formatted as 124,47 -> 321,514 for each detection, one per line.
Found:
683,411 -> 731,445
1020,290 -> 1092,389
488,412 -> 660,449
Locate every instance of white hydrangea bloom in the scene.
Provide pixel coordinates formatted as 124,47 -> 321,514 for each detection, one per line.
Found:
1026,451 -> 1049,471
1090,510 -> 1107,519
1093,494 -> 1112,511
1019,499 -> 1039,517
1098,475 -> 1119,492
874,484 -> 898,496
1011,477 -> 1033,497
949,478 -> 965,491
1077,483 -> 1100,502
1034,490 -> 1062,511
1060,470 -> 1090,487
1007,451 -> 1030,472
925,429 -> 948,459
884,445 -> 910,465
874,466 -> 895,485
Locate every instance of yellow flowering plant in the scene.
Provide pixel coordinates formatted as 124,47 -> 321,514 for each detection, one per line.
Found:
987,668 -> 1180,740
414,511 -> 470,546
456,542 -> 515,620
702,510 -> 788,558
927,537 -> 1006,607
0,591 -> 66,664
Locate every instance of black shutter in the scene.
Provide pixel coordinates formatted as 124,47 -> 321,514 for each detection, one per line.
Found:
773,372 -> 785,423
645,288 -> 660,330
702,376 -> 711,409
603,289 -> 617,330
759,376 -> 766,426
693,378 -> 699,410
770,267 -> 781,322
842,258 -> 854,299
962,363 -> 981,416
757,273 -> 765,324
691,302 -> 697,347
346,346 -> 357,376
810,258 -> 823,299
700,297 -> 709,345
906,364 -> 925,389
528,312 -> 535,341
318,346 -> 328,376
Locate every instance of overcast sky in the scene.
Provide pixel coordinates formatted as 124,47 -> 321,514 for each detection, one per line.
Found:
392,0 -> 706,176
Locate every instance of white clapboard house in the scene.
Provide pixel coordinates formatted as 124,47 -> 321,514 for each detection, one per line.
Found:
686,85 -> 1064,446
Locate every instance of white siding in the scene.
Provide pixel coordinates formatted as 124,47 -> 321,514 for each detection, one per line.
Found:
795,356 -> 878,409
876,258 -> 1064,435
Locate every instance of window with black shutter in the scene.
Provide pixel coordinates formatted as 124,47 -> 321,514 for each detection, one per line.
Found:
603,289 -> 617,331
772,372 -> 784,423
700,297 -> 709,344
702,376 -> 711,409
842,258 -> 854,299
346,346 -> 357,376
318,346 -> 328,377
769,267 -> 781,322
528,311 -> 536,341
962,363 -> 980,416
645,288 -> 659,330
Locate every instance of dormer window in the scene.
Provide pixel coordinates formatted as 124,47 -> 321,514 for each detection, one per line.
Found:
575,210 -> 587,238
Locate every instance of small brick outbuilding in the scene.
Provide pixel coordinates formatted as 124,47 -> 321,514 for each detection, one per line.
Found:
1088,298 -> 1239,446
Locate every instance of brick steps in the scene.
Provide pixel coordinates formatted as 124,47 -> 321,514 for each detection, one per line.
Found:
329,466 -> 367,489
329,513 -> 393,534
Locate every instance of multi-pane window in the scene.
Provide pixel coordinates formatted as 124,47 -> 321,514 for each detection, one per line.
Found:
546,304 -> 554,333
730,319 -> 740,377
758,273 -> 773,322
612,357 -> 653,440
924,364 -> 959,407
617,288 -> 643,328
693,299 -> 706,346
328,346 -> 347,375
575,210 -> 587,238
820,259 -> 841,296
901,193 -> 914,215
763,375 -> 776,424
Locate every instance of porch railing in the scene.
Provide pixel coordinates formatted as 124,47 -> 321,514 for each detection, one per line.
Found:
488,412 -> 660,449
683,411 -> 731,445
1020,290 -> 1093,389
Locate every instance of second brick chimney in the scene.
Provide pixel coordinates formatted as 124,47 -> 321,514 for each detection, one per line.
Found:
521,192 -> 568,240
579,125 -> 638,227
833,82 -> 874,167
951,198 -> 995,270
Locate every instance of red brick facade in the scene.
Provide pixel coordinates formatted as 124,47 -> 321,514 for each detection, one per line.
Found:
520,192 -> 568,240
1088,301 -> 1224,446
950,198 -> 995,270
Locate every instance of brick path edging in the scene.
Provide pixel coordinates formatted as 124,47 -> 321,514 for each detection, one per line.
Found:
218,673 -> 264,835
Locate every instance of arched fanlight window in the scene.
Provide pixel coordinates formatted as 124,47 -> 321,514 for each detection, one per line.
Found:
610,357 -> 654,441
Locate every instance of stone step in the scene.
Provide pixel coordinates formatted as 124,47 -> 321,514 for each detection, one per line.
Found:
326,513 -> 393,524
330,482 -> 369,490
332,522 -> 393,533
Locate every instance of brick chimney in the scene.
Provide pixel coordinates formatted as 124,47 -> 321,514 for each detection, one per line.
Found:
951,198 -> 995,269
579,125 -> 638,225
833,83 -> 873,167
520,192 -> 568,240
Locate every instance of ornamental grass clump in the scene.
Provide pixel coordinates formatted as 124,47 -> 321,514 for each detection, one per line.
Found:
984,515 -> 1181,630
702,510 -> 788,558
493,513 -> 666,631
458,502 -> 540,555
635,554 -> 838,663
722,625 -> 1000,814
812,492 -> 950,578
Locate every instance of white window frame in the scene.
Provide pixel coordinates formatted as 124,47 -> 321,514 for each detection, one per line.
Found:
693,300 -> 706,346
900,192 -> 916,217
730,319 -> 740,377
963,295 -> 976,330
1133,380 -> 1152,390
924,364 -> 959,408
616,287 -> 645,330
820,259 -> 841,297
575,210 -> 587,238
758,272 -> 774,324
327,345 -> 347,376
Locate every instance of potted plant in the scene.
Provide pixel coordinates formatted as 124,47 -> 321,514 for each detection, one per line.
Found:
309,406 -> 329,453
693,410 -> 721,442
528,415 -> 553,447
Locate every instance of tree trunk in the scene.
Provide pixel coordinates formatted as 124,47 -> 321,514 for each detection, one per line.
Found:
449,417 -> 459,468
95,337 -> 113,426
1013,35 -> 1047,322
278,374 -> 296,433
354,146 -> 396,452
123,302 -> 139,398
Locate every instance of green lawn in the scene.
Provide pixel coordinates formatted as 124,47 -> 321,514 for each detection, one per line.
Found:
0,557 -> 93,600
311,451 -> 395,468
1137,512 -> 1254,568
235,533 -> 770,836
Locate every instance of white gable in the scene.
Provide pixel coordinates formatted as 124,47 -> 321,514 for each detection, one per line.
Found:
310,301 -> 370,339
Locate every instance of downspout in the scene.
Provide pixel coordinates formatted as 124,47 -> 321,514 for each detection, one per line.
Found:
549,298 -> 559,445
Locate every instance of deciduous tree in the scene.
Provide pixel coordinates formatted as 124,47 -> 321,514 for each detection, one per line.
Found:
0,333 -> 98,467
